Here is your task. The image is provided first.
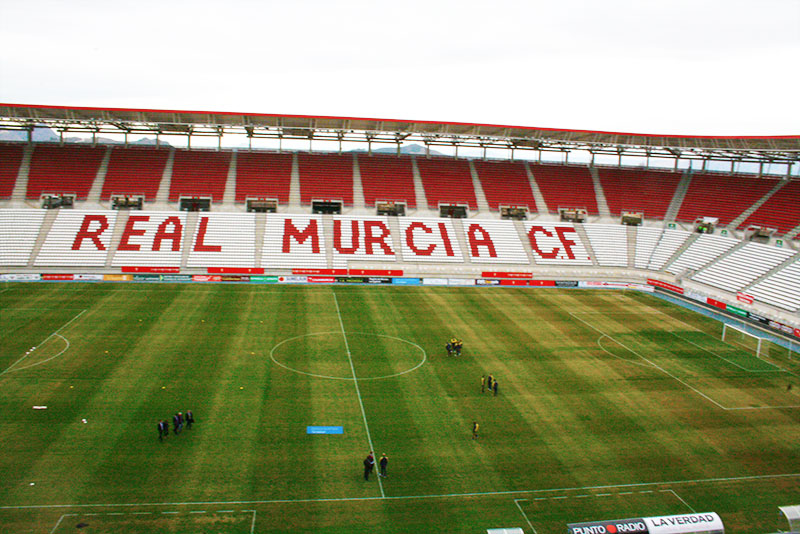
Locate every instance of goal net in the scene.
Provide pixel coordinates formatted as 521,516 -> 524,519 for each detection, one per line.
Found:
722,323 -> 764,358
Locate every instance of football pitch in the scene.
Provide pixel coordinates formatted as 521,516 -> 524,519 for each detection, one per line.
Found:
1,282 -> 798,533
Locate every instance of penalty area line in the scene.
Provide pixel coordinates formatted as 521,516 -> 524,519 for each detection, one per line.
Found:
0,308 -> 87,377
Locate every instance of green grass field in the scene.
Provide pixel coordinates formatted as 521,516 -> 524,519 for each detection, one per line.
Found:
1,283 -> 799,533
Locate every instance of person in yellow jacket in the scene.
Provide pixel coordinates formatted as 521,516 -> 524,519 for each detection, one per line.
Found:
472,421 -> 479,440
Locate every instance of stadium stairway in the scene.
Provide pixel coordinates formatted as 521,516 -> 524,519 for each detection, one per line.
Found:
728,179 -> 787,230
741,252 -> 800,293
784,223 -> 800,241
322,215 -> 335,268
573,224 -> 598,265
221,152 -> 238,205
26,209 -> 58,267
288,153 -> 301,208
663,171 -> 691,222
468,161 -> 491,212
253,212 -> 267,268
523,162 -> 549,214
351,153 -> 366,210
626,226 -> 637,268
154,149 -> 175,205
105,210 -> 132,268
10,145 -> 34,205
589,167 -> 611,217
658,233 -> 699,272
410,158 -> 429,214
86,147 -> 111,205
450,219 -> 473,264
180,212 -> 200,269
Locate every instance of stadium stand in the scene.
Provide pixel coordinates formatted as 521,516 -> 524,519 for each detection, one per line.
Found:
666,233 -> 739,275
597,168 -> 682,219
0,209 -> 46,266
0,144 -> 25,198
36,210 -> 117,266
111,212 -> 187,267
461,220 -> 529,264
746,258 -> 800,312
691,241 -> 797,293
738,179 -> 800,236
297,153 -> 354,206
398,218 -> 464,262
415,157 -> 477,210
473,160 -> 536,211
529,163 -> 598,215
357,154 -> 417,209
188,213 -> 256,267
235,151 -> 293,204
647,229 -> 692,271
523,222 -> 593,265
168,150 -> 230,202
331,216 -> 397,268
101,146 -> 170,201
634,227 -> 662,269
676,173 -> 778,227
583,224 -> 628,267
263,214 -> 327,268
27,145 -> 106,200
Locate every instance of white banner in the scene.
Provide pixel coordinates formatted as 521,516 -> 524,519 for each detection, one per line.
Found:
0,273 -> 41,281
74,274 -> 103,281
645,513 -> 723,534
422,278 -> 449,286
447,278 -> 476,286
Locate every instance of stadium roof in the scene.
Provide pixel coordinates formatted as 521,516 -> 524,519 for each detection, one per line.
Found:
2,103 -> 799,166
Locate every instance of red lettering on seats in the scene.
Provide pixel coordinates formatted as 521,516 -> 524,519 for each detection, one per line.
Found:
363,221 -> 394,255
467,224 -> 497,258
118,215 -> 149,251
439,223 -> 455,256
282,218 -> 321,253
406,222 -> 434,255
152,216 -> 183,252
527,226 -> 559,259
71,214 -> 109,251
333,219 -> 360,254
194,217 -> 222,252
554,226 -> 578,259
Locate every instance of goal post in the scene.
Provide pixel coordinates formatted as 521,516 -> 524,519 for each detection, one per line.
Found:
722,323 -> 763,358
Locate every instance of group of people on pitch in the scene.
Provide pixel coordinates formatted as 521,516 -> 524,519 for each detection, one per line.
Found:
157,410 -> 194,441
445,337 -> 463,356
363,452 -> 388,481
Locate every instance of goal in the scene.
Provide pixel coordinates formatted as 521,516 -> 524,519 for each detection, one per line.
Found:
722,323 -> 764,357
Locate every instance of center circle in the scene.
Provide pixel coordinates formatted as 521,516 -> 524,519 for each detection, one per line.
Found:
269,331 -> 427,381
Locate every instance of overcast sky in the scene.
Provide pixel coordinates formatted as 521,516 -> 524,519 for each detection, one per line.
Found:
0,0 -> 798,136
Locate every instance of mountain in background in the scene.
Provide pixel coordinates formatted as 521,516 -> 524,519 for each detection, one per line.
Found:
0,126 -> 170,146
352,143 -> 445,156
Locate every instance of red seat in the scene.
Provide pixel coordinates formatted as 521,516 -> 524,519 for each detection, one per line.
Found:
297,153 -> 354,205
416,158 -> 477,210
598,167 -> 682,218
358,154 -> 416,208
27,145 -> 105,200
740,179 -> 800,235
677,173 -> 778,226
169,150 -> 230,202
474,161 -> 536,211
0,144 -> 24,198
531,164 -> 598,215
236,152 -> 292,204
101,146 -> 170,201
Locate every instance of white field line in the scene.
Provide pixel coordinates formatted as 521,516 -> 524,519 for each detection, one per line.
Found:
49,513 -> 74,534
4,472 -> 799,510
514,499 -> 538,534
0,308 -> 87,377
246,509 -> 257,534
570,311 -> 800,411
643,303 -> 799,379
332,291 -> 385,499
662,489 -> 696,513
573,310 -> 780,373
568,311 -> 728,410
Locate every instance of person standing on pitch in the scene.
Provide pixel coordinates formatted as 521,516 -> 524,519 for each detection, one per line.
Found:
185,410 -> 194,430
481,375 -> 486,393
487,374 -> 494,392
472,421 -> 479,440
363,452 -> 375,480
157,420 -> 164,441
493,378 -> 498,396
379,453 -> 388,478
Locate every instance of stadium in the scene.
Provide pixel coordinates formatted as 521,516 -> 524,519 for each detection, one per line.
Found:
1,102 -> 799,534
